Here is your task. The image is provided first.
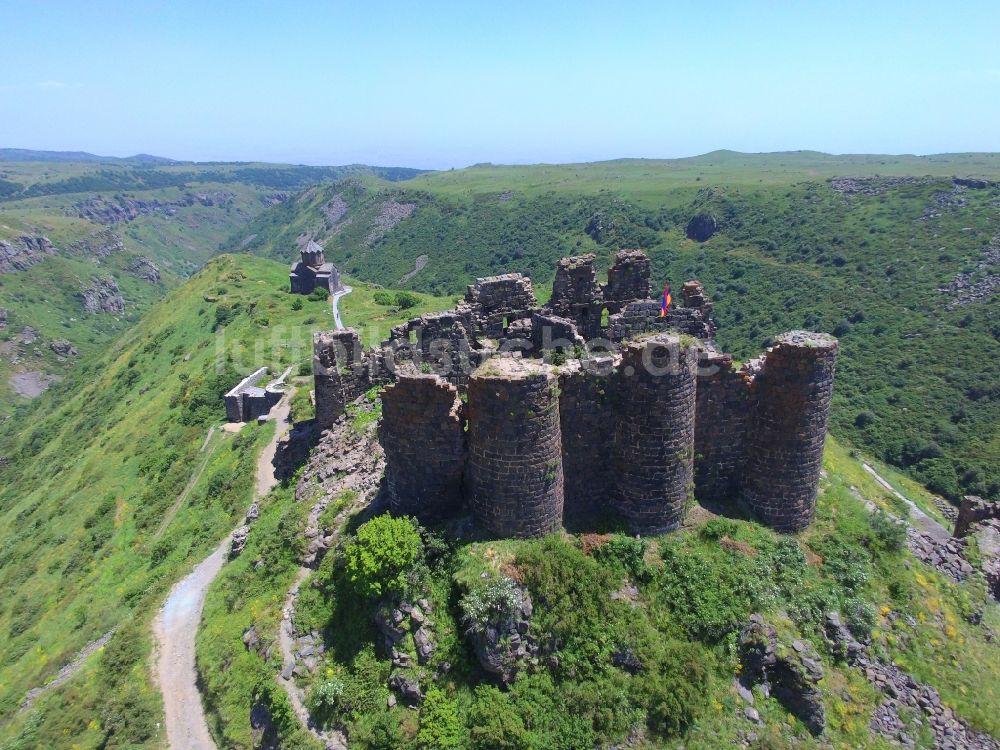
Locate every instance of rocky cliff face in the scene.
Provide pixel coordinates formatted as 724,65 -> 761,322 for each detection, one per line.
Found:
125,255 -> 161,283
67,228 -> 126,258
80,276 -> 126,314
69,191 -> 235,224
0,235 -> 56,274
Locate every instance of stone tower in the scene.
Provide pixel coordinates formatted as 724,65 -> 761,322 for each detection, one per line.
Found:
313,328 -> 364,429
465,358 -> 564,538
604,249 -> 651,313
742,331 -> 838,532
613,334 -> 698,534
549,254 -> 604,339
380,372 -> 465,521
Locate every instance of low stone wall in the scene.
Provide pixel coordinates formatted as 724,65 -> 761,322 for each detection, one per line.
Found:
613,334 -> 698,533
380,373 -> 465,521
466,359 -> 564,538
742,331 -> 838,532
558,359 -> 618,523
694,350 -> 750,503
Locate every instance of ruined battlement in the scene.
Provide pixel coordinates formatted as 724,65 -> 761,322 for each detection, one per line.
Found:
312,251 -> 838,538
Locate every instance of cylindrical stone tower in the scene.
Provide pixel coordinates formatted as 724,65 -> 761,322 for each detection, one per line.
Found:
466,358 -> 564,538
742,331 -> 838,532
380,372 -> 466,521
613,334 -> 698,534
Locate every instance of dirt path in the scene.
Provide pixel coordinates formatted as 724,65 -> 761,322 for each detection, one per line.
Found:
153,393 -> 292,750
331,286 -> 351,330
862,462 -> 951,542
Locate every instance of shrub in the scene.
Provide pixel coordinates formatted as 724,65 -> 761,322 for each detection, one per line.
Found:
291,297 -> 304,310
373,290 -> 395,306
636,641 -> 710,737
468,686 -> 530,750
845,597 -> 877,640
343,515 -> 423,598
592,535 -> 649,580
417,687 -> 463,749
309,287 -> 330,301
460,575 -> 521,631
395,291 -> 420,309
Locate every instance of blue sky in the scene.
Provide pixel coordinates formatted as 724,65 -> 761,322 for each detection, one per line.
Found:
2,0 -> 998,169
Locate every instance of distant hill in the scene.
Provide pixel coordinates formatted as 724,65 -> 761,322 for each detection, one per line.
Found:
0,148 -> 177,164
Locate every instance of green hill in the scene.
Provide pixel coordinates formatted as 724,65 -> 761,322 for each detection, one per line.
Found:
0,254 -> 452,749
0,157 -> 425,413
234,153 -> 1000,505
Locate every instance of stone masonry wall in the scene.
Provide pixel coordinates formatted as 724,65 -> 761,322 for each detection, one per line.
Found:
603,249 -> 651,313
558,359 -> 618,523
742,331 -> 838,532
380,373 -> 466,521
549,254 -> 604,339
464,273 -> 538,338
694,349 -> 750,503
465,359 -> 564,538
313,329 -> 366,429
613,334 -> 698,533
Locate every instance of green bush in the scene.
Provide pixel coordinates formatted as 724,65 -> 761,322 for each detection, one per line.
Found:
417,687 -> 464,749
394,291 -> 420,309
460,574 -> 521,630
309,287 -> 330,301
635,641 -> 710,737
373,290 -> 396,306
291,297 -> 304,310
343,515 -> 424,598
468,686 -> 530,750
592,535 -> 649,580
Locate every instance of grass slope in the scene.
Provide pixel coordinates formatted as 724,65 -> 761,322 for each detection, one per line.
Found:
234,152 -> 1000,504
0,253 -> 451,749
196,435 -> 1000,750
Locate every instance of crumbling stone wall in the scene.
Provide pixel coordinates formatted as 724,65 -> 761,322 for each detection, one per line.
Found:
694,349 -> 750,503
607,300 -> 715,343
742,331 -> 838,532
313,329 -> 367,429
613,334 -> 698,533
549,254 -> 605,339
529,311 -> 584,358
380,373 -> 465,520
464,273 -> 538,338
603,249 -> 651,313
465,359 -> 564,538
558,359 -> 618,523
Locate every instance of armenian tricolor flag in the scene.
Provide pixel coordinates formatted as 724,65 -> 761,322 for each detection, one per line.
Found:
660,284 -> 671,317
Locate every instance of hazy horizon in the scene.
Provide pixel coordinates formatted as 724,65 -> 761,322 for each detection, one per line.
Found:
3,0 -> 999,170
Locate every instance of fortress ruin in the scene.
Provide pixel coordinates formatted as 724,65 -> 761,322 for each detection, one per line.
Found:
312,250 -> 838,536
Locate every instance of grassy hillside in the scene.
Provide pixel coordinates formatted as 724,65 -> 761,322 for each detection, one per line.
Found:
234,153 -> 1000,504
0,254 -> 452,749
196,435 -> 1000,750
0,157 -> 424,412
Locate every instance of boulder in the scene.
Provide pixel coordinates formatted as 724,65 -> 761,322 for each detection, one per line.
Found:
250,700 -> 279,750
80,276 -> 126,314
388,672 -> 422,703
686,213 -> 720,242
230,525 -> 250,558
739,615 -> 826,736
50,340 -> 78,357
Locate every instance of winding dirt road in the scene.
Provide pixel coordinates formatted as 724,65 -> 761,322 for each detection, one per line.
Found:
153,392 -> 292,750
331,285 -> 351,330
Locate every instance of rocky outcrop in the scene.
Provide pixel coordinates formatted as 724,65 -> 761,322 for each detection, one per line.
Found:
462,583 -> 536,684
126,255 -> 161,283
366,200 -> 415,245
954,495 -> 1000,539
738,615 -> 826,736
49,340 -> 78,357
70,191 -> 235,224
229,525 -> 250,559
944,236 -> 1000,309
685,213 -> 719,242
67,228 -> 125,258
0,235 -> 56,274
80,276 -> 126,314
0,308 -> 7,327
824,610 -> 1000,749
